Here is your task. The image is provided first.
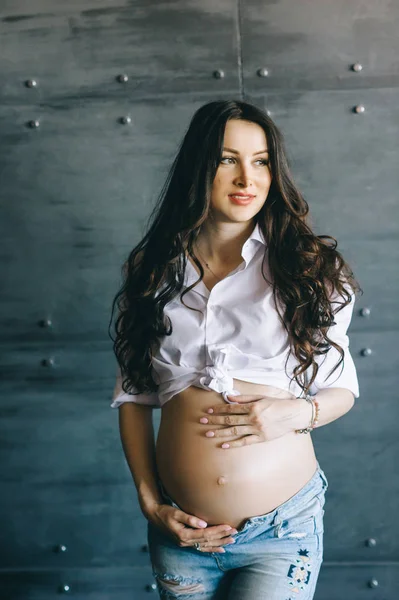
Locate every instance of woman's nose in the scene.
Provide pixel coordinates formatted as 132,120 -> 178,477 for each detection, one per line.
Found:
234,167 -> 253,186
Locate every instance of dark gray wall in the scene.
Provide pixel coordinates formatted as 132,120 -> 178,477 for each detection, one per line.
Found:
1,1 -> 398,598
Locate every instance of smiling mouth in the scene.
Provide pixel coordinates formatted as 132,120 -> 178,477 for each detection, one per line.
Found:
228,194 -> 255,204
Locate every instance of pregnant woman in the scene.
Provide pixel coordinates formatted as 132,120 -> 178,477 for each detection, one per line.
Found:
109,100 -> 361,599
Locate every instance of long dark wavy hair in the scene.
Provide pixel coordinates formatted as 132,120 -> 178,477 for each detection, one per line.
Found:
109,99 -> 362,397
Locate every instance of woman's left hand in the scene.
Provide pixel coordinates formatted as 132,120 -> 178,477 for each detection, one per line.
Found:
199,394 -> 302,448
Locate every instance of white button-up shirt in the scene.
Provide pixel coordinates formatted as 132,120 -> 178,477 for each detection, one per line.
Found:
111,222 -> 359,409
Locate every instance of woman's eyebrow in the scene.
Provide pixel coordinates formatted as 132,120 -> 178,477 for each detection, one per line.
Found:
223,147 -> 269,155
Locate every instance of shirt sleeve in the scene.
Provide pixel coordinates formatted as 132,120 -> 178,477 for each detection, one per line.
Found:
110,366 -> 162,409
308,287 -> 360,399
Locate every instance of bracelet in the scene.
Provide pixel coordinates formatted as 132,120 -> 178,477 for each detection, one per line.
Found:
295,393 -> 319,434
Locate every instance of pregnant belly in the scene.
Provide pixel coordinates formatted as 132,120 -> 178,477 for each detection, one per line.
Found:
155,380 -> 318,530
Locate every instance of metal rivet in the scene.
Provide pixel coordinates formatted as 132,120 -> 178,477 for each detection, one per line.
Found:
58,584 -> 70,593
28,120 -> 40,128
353,105 -> 365,114
366,538 -> 377,547
25,79 -> 37,88
213,69 -> 225,79
351,63 -> 363,72
41,358 -> 55,367
257,68 -> 269,77
116,74 -> 129,83
38,318 -> 52,328
359,307 -> 371,317
119,116 -> 131,125
368,578 -> 379,589
145,582 -> 157,592
360,348 -> 372,357
141,544 -> 149,552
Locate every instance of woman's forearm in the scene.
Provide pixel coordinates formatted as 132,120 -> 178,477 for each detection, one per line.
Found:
118,402 -> 163,518
287,387 -> 355,432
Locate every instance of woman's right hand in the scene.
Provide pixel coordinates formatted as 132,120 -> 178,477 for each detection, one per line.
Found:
146,503 -> 238,553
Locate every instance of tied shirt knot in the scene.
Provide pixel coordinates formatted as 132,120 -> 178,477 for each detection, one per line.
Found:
198,344 -> 241,404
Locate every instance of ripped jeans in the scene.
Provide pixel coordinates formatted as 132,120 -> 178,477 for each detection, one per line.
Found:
147,462 -> 328,599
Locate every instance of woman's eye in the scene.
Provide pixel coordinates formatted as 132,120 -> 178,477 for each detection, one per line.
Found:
221,157 -> 269,166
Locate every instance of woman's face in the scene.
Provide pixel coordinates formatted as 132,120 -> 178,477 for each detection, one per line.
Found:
210,118 -> 272,223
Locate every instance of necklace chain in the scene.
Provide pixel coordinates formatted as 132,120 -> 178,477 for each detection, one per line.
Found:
194,243 -> 222,282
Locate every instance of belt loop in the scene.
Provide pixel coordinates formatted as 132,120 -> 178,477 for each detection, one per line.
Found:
273,510 -> 284,538
319,469 -> 329,490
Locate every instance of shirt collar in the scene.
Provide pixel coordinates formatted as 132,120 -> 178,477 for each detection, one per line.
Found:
240,220 -> 267,263
245,221 -> 267,247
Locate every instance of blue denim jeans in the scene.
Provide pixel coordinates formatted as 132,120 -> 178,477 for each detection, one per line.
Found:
147,462 -> 328,599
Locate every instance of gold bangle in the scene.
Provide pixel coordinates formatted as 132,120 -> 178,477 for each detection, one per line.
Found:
313,398 -> 320,427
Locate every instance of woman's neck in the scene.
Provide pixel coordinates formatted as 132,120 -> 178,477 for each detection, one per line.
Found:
195,220 -> 256,264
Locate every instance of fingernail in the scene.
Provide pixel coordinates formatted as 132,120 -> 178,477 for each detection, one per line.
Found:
199,417 -> 208,424
206,431 -> 215,437
207,408 -> 214,413
220,548 -> 226,553
198,520 -> 207,527
221,443 -> 230,449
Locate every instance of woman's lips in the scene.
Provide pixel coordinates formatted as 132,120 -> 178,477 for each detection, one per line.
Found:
228,194 -> 255,205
